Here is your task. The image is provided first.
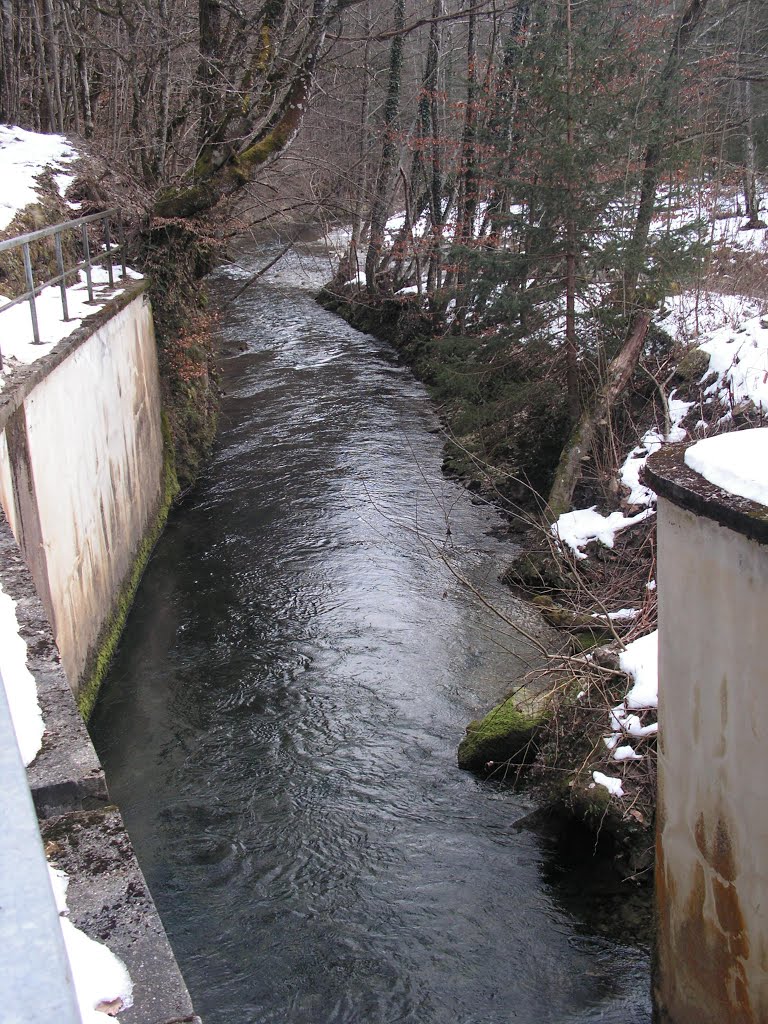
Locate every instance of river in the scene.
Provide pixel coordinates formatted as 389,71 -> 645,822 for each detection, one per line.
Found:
90,240 -> 651,1024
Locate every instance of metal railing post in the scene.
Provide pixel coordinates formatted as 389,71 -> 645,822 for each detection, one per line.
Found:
22,242 -> 42,344
0,209 -> 126,343
103,217 -> 114,288
80,224 -> 94,302
118,217 -> 127,280
54,233 -> 70,322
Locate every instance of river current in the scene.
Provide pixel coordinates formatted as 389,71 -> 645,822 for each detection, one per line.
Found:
90,241 -> 651,1024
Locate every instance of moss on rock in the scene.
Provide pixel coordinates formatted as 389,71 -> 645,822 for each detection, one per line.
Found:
673,346 -> 710,384
458,696 -> 549,773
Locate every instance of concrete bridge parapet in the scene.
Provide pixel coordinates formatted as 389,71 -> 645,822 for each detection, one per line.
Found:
646,439 -> 768,1024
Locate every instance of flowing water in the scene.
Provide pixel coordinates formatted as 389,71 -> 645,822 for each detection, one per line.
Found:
90,241 -> 651,1024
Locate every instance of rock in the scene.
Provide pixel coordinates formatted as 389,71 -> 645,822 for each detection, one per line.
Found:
673,347 -> 710,384
458,696 -> 548,773
500,549 -> 568,595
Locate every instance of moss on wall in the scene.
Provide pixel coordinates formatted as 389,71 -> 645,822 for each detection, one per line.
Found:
77,414 -> 180,721
139,220 -> 220,493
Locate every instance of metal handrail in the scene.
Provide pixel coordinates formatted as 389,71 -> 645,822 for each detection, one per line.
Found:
0,669 -> 83,1022
0,209 -> 128,368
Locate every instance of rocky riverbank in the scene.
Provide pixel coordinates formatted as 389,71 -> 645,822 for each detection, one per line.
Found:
317,235 -> 768,877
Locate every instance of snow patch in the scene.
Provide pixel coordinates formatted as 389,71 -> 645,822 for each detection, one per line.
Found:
47,864 -> 134,1023
343,271 -> 367,288
599,631 -> 659,774
0,582 -> 44,766
0,125 -> 76,230
551,506 -> 655,559
620,392 -> 693,507
592,771 -> 625,798
0,266 -> 142,390
619,630 -> 658,710
685,428 -> 768,507
697,313 -> 768,417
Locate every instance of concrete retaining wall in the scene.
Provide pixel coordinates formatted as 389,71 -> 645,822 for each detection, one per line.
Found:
646,444 -> 768,1024
0,284 -> 165,701
0,283 -> 198,1022
0,507 -> 200,1024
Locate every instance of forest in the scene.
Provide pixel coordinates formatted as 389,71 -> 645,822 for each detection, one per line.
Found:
1,0 -> 765,515
1,0 -> 768,991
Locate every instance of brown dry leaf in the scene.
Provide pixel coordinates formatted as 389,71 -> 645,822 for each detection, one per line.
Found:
95,998 -> 124,1016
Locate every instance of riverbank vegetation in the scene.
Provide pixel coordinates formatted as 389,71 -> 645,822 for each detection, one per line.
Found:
1,0 -> 767,864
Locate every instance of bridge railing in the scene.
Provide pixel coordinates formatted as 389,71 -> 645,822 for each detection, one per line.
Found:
0,209 -> 127,368
0,669 -> 82,1022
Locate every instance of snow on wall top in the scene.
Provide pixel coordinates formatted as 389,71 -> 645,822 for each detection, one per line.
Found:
0,124 -> 76,231
685,427 -> 768,508
0,125 -> 143,391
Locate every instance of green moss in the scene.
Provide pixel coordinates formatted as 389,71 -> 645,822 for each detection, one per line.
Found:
154,180 -> 216,219
458,696 -> 549,773
673,346 -> 710,384
501,549 -> 568,595
77,414 -> 180,721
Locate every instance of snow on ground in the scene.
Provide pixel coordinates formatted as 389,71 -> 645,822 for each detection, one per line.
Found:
0,581 -> 44,766
551,506 -> 655,559
0,265 -> 142,391
0,125 -> 144,390
685,427 -> 768,506
592,770 -> 625,798
618,294 -> 768,512
0,125 -> 76,230
324,225 -> 352,252
697,311 -> 768,418
620,391 -> 693,507
594,608 -> 639,623
653,184 -> 768,253
593,630 -> 659,798
661,290 -> 764,344
47,864 -> 134,1023
342,270 -> 367,288
619,630 -> 659,711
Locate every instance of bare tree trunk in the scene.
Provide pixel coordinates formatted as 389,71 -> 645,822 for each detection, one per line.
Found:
424,0 -> 444,295
547,313 -> 651,521
42,0 -> 63,131
450,0 -> 477,324
365,0 -> 405,296
29,0 -> 56,131
742,80 -> 763,227
197,0 -> 222,151
564,0 -> 579,420
0,0 -> 19,124
155,0 -> 172,180
59,1 -> 81,133
350,0 -> 371,253
621,0 -> 709,310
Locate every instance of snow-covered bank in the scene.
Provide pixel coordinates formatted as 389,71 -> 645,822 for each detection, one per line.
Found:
0,124 -> 76,231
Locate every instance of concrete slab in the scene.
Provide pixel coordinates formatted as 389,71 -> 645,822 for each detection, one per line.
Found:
42,807 -> 201,1024
0,508 -> 201,1022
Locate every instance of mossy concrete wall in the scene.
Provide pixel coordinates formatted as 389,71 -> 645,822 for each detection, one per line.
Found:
0,284 -> 169,708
